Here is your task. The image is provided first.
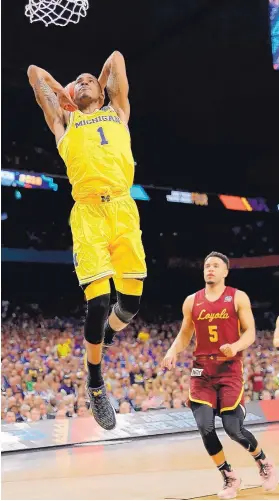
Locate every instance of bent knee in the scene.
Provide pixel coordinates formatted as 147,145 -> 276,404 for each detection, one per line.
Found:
84,294 -> 110,344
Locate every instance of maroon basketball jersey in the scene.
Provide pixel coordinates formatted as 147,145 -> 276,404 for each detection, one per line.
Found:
192,286 -> 241,357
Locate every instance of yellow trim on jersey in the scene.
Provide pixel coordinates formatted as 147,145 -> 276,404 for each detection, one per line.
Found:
79,270 -> 115,286
189,389 -> 213,408
122,272 -> 147,279
220,384 -> 244,413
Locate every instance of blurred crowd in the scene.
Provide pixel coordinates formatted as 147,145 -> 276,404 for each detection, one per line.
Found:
1,302 -> 279,424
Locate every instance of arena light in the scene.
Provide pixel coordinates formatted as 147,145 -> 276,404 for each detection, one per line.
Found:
166,191 -> 208,206
219,195 -> 252,211
130,185 -> 150,201
269,0 -> 279,70
1,170 -> 58,192
247,198 -> 270,212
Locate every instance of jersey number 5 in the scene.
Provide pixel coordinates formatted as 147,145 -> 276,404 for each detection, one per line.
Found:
208,325 -> 218,342
97,127 -> 109,145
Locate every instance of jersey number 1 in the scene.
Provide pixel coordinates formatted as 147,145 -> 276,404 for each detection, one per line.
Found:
97,127 -> 108,145
208,325 -> 218,342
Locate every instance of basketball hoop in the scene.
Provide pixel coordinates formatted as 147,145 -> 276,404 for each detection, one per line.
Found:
24,0 -> 89,27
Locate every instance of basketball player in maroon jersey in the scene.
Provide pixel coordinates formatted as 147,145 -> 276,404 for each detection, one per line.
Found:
162,252 -> 277,499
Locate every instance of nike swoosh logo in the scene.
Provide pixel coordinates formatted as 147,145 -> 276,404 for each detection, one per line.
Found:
197,302 -> 204,306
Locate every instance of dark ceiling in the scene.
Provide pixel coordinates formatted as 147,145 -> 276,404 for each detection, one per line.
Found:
2,0 -> 279,196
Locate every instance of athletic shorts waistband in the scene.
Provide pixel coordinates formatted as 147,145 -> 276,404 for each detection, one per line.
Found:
74,191 -> 131,205
194,355 -> 237,362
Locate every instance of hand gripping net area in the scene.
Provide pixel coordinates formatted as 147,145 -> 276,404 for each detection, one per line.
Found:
25,0 -> 89,27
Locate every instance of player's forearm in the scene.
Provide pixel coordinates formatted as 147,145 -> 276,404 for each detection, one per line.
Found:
98,51 -> 125,92
98,57 -> 111,91
170,329 -> 193,355
27,65 -> 63,94
233,328 -> 255,352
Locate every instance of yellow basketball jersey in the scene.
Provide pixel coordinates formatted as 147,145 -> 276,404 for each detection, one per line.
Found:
57,106 -> 135,201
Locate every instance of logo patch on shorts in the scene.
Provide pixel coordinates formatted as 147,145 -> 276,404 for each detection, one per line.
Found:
191,368 -> 204,377
224,296 -> 232,302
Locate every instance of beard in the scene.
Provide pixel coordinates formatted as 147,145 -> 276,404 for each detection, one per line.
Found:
76,93 -> 98,110
205,279 -> 215,285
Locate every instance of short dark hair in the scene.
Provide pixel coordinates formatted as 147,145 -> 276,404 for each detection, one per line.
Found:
204,251 -> 229,269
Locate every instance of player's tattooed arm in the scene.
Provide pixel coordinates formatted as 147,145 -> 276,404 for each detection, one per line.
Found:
98,51 -> 130,123
27,65 -> 74,141
273,316 -> 279,348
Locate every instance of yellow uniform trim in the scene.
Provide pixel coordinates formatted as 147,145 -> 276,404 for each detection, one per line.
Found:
79,270 -> 114,286
122,272 -> 147,279
189,389 -> 213,408
220,384 -> 244,413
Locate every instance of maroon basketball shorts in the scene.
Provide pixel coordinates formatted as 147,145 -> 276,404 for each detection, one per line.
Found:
188,358 -> 245,413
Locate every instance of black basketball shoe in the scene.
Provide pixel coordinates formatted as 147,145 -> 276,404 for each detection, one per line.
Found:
87,383 -> 116,430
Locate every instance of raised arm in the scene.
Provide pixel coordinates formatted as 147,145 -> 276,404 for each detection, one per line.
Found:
220,290 -> 255,357
162,295 -> 195,370
273,316 -> 279,348
98,51 -> 130,123
27,65 -> 76,143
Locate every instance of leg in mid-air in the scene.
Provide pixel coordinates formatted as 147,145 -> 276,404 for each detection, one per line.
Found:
83,278 -> 116,430
103,278 -> 143,347
221,406 -> 278,493
103,194 -> 146,346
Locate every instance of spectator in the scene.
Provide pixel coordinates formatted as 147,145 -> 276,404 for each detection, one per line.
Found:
18,404 -> 31,422
30,408 -> 41,422
4,411 -> 16,424
39,403 -> 50,420
66,403 -> 77,418
56,409 -> 67,419
129,365 -> 145,386
261,390 -> 272,401
249,365 -> 265,400
172,397 -> 183,409
59,375 -> 76,396
119,401 -> 131,414
77,406 -> 90,418
56,335 -> 72,358
1,304 -> 279,419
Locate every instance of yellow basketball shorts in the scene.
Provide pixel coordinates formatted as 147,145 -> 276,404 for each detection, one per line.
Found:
70,194 -> 147,286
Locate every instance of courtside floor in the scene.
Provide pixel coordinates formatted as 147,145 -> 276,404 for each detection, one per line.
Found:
2,423 -> 279,500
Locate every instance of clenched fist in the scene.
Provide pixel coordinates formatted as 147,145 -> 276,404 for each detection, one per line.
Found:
220,343 -> 238,358
57,87 -> 77,112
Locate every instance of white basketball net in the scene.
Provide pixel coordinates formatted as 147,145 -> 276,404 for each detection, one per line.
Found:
25,0 -> 89,27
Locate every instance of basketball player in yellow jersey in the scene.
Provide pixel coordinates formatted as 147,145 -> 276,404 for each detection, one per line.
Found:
27,51 -> 147,430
